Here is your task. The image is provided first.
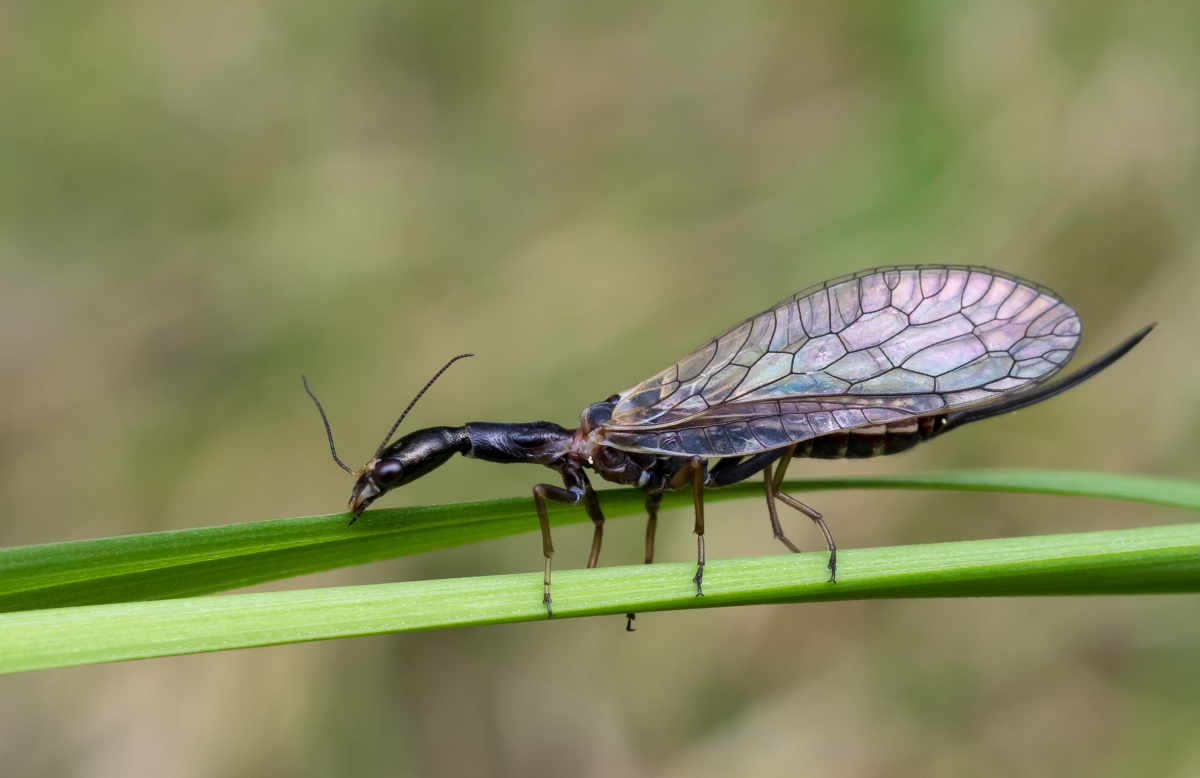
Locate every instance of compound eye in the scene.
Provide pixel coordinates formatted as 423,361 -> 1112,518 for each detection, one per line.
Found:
373,458 -> 403,485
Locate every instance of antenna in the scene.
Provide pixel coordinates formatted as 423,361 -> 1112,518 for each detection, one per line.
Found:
302,375 -> 356,474
374,353 -> 474,458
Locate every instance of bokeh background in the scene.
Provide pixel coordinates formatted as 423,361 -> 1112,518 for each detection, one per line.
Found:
2,0 -> 1199,775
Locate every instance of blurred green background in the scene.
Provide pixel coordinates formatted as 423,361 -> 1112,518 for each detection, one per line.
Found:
2,0 -> 1199,775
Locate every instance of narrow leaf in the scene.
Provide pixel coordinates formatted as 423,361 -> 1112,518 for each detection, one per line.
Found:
2,522 -> 1198,675
2,469 -> 1196,612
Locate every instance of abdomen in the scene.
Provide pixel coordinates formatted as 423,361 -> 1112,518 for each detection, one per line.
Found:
801,414 -> 949,459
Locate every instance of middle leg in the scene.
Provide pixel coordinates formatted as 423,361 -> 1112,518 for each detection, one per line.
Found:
643,489 -> 662,565
582,476 -> 606,569
668,455 -> 707,595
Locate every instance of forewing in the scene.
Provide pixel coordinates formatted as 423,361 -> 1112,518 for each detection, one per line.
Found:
604,266 -> 1081,457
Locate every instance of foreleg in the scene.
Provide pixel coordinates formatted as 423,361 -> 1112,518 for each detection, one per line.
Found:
532,482 -> 582,617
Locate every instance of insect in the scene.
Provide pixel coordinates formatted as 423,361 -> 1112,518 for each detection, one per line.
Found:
304,265 -> 1152,625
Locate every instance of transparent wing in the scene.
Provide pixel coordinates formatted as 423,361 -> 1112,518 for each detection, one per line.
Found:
601,265 -> 1081,457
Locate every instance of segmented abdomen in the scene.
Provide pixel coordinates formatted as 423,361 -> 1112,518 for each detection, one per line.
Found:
800,414 -> 948,459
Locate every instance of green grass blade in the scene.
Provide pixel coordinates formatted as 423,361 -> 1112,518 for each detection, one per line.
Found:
787,469 -> 1200,510
0,485 -> 747,612
2,522 -> 1198,675
2,469 -> 1197,613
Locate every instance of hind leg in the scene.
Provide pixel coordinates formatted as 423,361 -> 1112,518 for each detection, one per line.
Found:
765,445 -> 837,582
762,459 -> 801,553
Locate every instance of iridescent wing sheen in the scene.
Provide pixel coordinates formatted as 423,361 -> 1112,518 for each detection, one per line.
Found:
601,265 -> 1081,457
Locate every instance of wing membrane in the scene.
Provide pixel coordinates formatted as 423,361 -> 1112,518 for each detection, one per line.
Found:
602,266 -> 1080,457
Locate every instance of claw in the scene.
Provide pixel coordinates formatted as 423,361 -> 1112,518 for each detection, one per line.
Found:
544,591 -> 553,618
693,565 -> 705,596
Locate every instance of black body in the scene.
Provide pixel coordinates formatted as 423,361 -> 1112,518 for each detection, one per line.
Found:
307,293 -> 1153,623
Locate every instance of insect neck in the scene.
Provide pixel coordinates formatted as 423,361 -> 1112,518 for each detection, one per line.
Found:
462,421 -> 579,466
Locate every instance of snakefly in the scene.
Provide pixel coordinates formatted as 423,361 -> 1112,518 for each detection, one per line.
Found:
304,265 -> 1153,625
